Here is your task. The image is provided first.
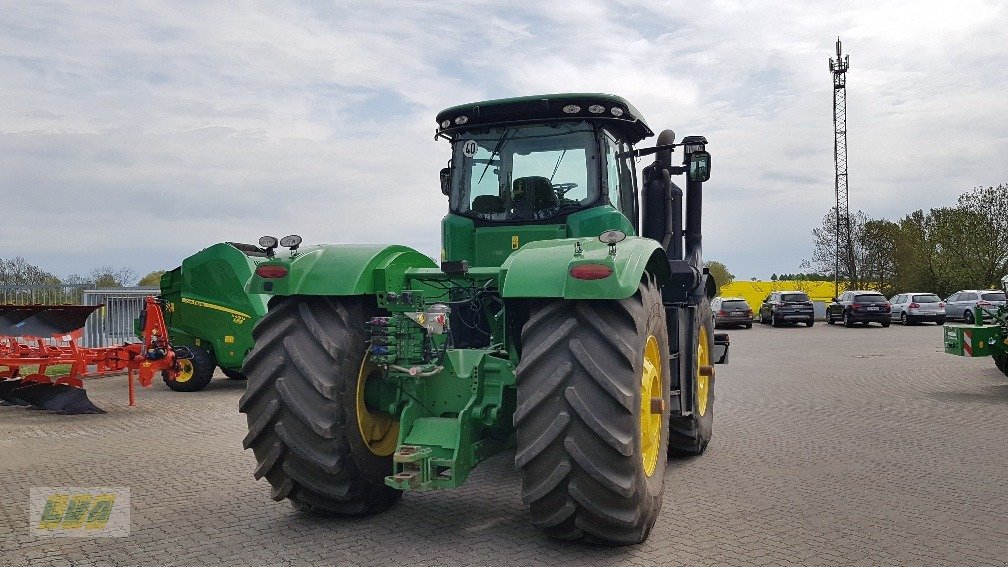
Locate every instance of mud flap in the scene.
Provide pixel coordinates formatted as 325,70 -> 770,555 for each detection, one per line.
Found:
2,382 -> 105,414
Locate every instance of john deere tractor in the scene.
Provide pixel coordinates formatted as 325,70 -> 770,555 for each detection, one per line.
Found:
238,93 -> 728,545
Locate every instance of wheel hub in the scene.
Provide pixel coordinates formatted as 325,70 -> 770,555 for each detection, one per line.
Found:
640,334 -> 662,477
696,326 -> 710,416
175,359 -> 193,383
356,353 -> 399,456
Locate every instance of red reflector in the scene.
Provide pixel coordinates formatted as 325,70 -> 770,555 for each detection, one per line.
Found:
256,264 -> 288,279
569,264 -> 613,280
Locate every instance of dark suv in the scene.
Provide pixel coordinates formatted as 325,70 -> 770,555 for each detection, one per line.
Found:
759,291 -> 815,327
826,290 -> 891,327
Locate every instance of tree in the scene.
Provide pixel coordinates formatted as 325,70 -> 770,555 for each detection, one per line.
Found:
704,260 -> 734,293
139,270 -> 166,287
0,257 -> 61,286
64,266 -> 137,288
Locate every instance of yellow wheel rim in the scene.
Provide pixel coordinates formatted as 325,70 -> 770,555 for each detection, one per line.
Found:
175,359 -> 194,383
640,334 -> 663,477
356,353 -> 399,456
696,326 -> 710,416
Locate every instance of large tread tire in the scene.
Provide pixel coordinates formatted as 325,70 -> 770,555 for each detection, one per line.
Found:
238,296 -> 401,515
668,296 -> 715,455
514,279 -> 670,545
163,345 -> 215,392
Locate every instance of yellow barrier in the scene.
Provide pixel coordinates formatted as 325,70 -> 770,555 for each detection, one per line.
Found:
719,281 -> 842,312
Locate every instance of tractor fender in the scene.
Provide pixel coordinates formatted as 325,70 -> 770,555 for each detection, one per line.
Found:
500,236 -> 671,300
246,244 -> 437,296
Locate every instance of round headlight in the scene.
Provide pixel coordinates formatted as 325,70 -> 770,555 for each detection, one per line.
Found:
454,115 -> 468,125
588,105 -> 605,114
610,107 -> 624,117
279,234 -> 302,248
562,104 -> 581,114
440,120 -> 451,128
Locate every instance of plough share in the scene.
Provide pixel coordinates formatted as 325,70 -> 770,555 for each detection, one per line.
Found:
0,297 -> 183,414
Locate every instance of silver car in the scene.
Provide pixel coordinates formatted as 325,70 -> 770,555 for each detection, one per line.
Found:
888,292 -> 945,325
944,289 -> 1007,322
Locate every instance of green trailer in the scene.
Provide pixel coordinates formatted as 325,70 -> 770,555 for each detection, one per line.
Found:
238,93 -> 729,545
943,276 -> 1008,376
157,242 -> 269,391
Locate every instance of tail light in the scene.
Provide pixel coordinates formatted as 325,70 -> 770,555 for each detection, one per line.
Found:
938,302 -> 945,308
977,300 -> 991,306
851,303 -> 861,311
717,310 -> 726,317
256,264 -> 288,279
569,264 -> 612,280
775,301 -> 784,307
908,303 -> 920,309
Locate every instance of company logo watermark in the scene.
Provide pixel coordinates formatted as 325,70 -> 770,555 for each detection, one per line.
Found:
29,487 -> 130,537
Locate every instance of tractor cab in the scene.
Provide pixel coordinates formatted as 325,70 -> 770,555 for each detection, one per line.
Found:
436,94 -> 653,267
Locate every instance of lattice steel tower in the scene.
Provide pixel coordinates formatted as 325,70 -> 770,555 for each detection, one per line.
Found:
830,37 -> 855,297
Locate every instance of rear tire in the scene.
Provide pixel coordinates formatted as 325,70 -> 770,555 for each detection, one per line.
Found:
936,317 -> 945,325
771,312 -> 781,327
964,311 -> 973,323
881,321 -> 890,328
994,354 -> 1008,378
805,319 -> 814,327
238,296 -> 401,515
826,312 -> 835,325
900,312 -> 908,325
514,278 -> 670,545
745,322 -> 753,329
668,296 -> 715,455
843,310 -> 854,328
163,345 -> 215,392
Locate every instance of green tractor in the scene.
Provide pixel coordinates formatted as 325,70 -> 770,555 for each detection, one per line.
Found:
944,276 -> 1008,377
238,93 -> 728,544
156,242 -> 268,391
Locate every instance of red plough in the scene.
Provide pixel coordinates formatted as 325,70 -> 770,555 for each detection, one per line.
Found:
0,297 -> 182,414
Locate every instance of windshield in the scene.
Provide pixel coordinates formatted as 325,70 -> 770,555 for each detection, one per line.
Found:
982,292 -> 1006,301
855,294 -> 887,304
781,293 -> 810,302
913,294 -> 941,303
450,123 -> 600,222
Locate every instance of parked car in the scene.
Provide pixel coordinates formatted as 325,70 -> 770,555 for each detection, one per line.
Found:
944,289 -> 1008,322
713,297 -> 753,329
826,290 -> 891,327
759,291 -> 815,327
888,292 -> 945,325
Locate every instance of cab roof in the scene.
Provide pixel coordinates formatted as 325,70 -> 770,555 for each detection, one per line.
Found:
435,93 -> 654,145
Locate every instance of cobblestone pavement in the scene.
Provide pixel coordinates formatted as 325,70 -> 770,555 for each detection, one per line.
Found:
2,322 -> 1007,566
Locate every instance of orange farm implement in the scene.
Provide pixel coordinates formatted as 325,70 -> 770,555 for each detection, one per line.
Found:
0,297 -> 182,414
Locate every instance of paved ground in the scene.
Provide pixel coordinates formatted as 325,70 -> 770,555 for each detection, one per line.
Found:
2,321 -> 1007,566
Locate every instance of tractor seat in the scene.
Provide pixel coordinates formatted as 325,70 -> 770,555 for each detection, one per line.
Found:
472,195 -> 505,214
512,176 -> 557,211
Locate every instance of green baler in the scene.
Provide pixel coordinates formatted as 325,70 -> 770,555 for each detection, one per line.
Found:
238,93 -> 729,545
157,242 -> 268,391
943,276 -> 1008,376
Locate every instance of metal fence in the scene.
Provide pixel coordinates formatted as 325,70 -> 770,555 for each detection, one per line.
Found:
81,289 -> 158,347
0,285 -> 158,347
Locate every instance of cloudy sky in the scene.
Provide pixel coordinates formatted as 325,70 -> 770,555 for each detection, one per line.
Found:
2,1 -> 1006,281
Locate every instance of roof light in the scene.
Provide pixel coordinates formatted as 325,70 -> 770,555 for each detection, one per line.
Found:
454,115 -> 468,125
588,104 -> 605,114
279,234 -> 302,249
570,264 -> 613,280
258,236 -> 278,249
610,107 -> 624,117
562,104 -> 581,114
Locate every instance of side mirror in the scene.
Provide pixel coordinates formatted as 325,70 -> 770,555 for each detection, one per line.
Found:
687,151 -> 711,182
831,297 -> 838,302
439,166 -> 451,195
